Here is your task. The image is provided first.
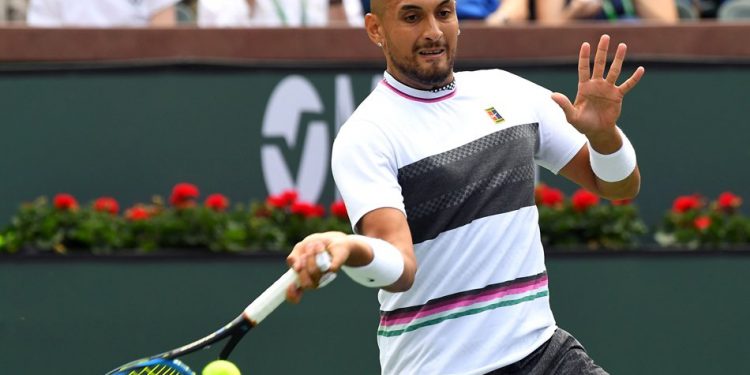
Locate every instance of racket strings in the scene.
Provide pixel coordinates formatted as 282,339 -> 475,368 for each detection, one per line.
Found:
127,364 -> 192,375
110,359 -> 195,375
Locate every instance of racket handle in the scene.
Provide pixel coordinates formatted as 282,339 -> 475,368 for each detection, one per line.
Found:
242,252 -> 334,325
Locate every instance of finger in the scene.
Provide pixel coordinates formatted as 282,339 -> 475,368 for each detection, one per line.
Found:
295,252 -> 314,289
606,43 -> 626,85
288,240 -> 307,270
591,34 -> 610,79
578,42 -> 591,83
296,269 -> 313,289
305,245 -> 324,285
286,284 -> 302,304
618,66 -> 645,95
551,92 -> 575,121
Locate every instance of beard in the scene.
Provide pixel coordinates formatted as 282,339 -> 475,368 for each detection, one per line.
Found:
388,42 -> 456,88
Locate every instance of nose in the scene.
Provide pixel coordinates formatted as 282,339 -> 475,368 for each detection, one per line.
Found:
422,15 -> 443,42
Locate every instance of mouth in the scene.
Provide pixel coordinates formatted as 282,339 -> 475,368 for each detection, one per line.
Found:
418,48 -> 446,57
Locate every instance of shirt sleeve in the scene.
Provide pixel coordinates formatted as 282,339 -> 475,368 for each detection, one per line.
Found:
331,119 -> 406,231
509,73 -> 587,174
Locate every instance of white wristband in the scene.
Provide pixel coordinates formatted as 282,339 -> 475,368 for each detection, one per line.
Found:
588,127 -> 637,182
341,235 -> 404,288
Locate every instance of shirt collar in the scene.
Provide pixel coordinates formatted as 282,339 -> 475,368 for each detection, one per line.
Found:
382,71 -> 457,101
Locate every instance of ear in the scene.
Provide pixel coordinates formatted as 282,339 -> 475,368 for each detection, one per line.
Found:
365,13 -> 384,48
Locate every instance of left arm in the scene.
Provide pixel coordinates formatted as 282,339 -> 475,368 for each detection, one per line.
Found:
558,142 -> 641,200
551,34 -> 644,200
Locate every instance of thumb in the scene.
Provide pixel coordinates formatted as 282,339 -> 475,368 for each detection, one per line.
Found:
551,92 -> 575,121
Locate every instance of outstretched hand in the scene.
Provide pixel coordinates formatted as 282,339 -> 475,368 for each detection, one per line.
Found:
551,34 -> 644,146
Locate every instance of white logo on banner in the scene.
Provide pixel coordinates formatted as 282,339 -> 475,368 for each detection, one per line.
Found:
261,75 -> 366,203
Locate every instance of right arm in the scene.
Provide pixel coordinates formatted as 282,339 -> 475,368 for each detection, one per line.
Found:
286,117 -> 416,302
353,207 -> 416,292
286,207 -> 416,302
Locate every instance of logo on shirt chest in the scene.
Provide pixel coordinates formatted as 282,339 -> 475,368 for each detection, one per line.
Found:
485,107 -> 505,124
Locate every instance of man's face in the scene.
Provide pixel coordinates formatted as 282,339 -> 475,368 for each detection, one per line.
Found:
377,0 -> 459,89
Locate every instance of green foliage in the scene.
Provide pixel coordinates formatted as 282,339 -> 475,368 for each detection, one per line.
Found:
0,189 -> 352,255
654,192 -> 750,249
536,186 -> 648,250
3,184 -> 749,255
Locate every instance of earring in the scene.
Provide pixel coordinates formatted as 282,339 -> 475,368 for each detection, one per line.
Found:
457,29 -> 461,36
377,42 -> 383,47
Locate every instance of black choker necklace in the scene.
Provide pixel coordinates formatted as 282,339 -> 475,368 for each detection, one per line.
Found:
429,80 -> 456,93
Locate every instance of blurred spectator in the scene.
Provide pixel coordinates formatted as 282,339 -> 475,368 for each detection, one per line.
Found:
27,0 -> 179,27
456,0 -> 529,25
717,0 -> 750,20
458,0 -> 530,25
687,0 -> 727,18
198,0 -> 364,27
0,0 -> 26,23
536,0 -> 679,24
359,0 -> 530,24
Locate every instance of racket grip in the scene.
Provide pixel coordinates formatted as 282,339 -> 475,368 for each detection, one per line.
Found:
243,252 -> 334,324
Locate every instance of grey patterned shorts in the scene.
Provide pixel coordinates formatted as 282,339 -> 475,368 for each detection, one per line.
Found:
485,328 -> 609,375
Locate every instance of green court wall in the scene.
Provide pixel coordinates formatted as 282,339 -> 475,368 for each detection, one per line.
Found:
1,64 -> 749,230
1,253 -> 747,374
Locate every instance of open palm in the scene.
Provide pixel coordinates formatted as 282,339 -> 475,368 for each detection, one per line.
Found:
552,34 -> 645,138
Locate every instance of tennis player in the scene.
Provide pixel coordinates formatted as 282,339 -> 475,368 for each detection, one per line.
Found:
287,0 -> 642,373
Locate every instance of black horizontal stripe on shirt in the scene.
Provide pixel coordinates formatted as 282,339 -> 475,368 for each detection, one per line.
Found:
398,123 -> 539,244
379,271 -> 548,318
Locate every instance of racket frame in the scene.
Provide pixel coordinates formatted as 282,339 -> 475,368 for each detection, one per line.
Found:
106,253 -> 332,375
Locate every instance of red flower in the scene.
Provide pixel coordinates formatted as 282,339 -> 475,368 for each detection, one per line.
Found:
571,189 -> 600,211
717,192 -> 742,212
53,193 -> 79,211
205,193 -> 229,212
535,185 -> 564,207
611,198 -> 633,206
693,216 -> 711,231
330,200 -> 349,219
170,183 -> 200,208
266,189 -> 299,209
93,197 -> 119,215
125,205 -> 151,221
311,204 -> 325,218
291,201 -> 325,218
672,195 -> 702,213
280,190 -> 298,205
266,195 -> 287,209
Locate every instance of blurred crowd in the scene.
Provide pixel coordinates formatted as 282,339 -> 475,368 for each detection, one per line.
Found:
0,0 -> 747,27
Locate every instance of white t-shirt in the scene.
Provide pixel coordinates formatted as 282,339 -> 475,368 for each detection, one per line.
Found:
332,70 -> 586,375
27,0 -> 177,27
197,0 -> 364,27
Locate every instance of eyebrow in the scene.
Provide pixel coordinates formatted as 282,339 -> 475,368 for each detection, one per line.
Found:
398,0 -> 452,12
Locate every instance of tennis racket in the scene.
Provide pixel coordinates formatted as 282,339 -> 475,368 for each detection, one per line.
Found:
106,252 -> 336,375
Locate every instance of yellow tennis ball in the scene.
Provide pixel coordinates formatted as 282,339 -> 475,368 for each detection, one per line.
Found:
202,360 -> 241,375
